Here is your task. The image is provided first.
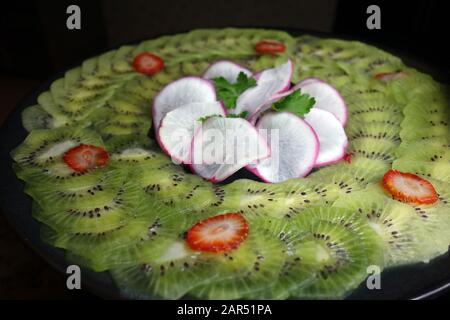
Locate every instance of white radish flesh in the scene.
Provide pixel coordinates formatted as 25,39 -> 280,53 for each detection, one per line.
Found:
203,60 -> 252,83
304,108 -> 348,167
248,112 -> 319,183
293,79 -> 348,126
152,77 -> 216,130
191,117 -> 270,182
232,60 -> 293,116
157,101 -> 226,164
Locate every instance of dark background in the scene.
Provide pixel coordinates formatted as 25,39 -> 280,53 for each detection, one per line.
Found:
0,0 -> 449,299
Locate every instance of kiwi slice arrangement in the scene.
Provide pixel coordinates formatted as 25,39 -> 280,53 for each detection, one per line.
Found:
10,28 -> 450,299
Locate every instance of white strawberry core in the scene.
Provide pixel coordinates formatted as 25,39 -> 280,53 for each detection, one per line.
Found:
202,220 -> 238,240
394,175 -> 430,197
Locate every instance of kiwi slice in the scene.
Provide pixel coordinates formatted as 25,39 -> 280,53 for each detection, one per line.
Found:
389,71 -> 449,104
396,138 -> 450,160
340,81 -> 389,103
333,189 -> 423,266
21,105 -> 55,132
49,77 -> 119,122
97,50 -> 117,76
219,179 -> 340,219
291,206 -> 383,299
32,177 -> 143,233
364,182 -> 450,263
243,218 -> 317,299
309,67 -> 352,89
81,56 -> 99,77
111,45 -> 136,75
111,239 -> 219,299
348,137 -> 398,166
156,28 -> 293,65
64,67 -> 82,89
105,134 -> 170,168
37,92 -> 70,127
24,168 -> 127,209
346,122 -> 401,144
93,112 -> 151,137
400,116 -> 449,142
111,217 -> 285,299
347,94 -> 403,125
307,157 -> 386,196
393,159 -> 450,184
11,126 -> 104,176
190,220 -> 286,299
41,199 -> 186,272
134,163 -> 225,212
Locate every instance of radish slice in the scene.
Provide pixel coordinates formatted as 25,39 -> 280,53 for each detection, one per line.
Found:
232,60 -> 293,116
304,108 -> 348,167
191,117 -> 270,182
297,77 -> 321,87
152,77 -> 216,130
292,79 -> 348,126
248,77 -> 322,122
157,101 -> 226,164
247,90 -> 292,124
203,60 -> 252,83
247,112 -> 319,183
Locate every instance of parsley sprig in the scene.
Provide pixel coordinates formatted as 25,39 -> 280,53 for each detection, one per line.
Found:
272,89 -> 315,117
212,72 -> 257,110
197,111 -> 248,123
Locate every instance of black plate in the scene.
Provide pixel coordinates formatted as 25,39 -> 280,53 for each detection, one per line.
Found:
1,29 -> 449,300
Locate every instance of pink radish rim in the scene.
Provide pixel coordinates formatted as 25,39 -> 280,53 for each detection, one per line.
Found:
293,77 -> 348,127
314,140 -> 348,167
202,60 -> 252,79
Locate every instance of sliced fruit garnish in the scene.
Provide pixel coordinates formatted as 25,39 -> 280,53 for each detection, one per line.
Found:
211,72 -> 257,110
186,213 -> 249,253
382,170 -> 438,205
255,40 -> 286,55
157,101 -> 226,164
374,71 -> 407,82
304,108 -> 348,167
343,153 -> 353,164
233,60 -> 293,116
248,112 -> 319,183
132,52 -> 164,76
191,117 -> 270,182
63,144 -> 109,173
203,60 -> 252,84
293,78 -> 348,126
152,77 -> 216,130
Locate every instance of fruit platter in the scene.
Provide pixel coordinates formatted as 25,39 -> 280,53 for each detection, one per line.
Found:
1,28 -> 450,299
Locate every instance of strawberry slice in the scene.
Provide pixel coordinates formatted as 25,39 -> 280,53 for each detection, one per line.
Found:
343,152 -> 353,164
255,40 -> 286,55
63,144 -> 109,173
382,170 -> 438,205
186,213 -> 249,253
133,52 -> 164,75
374,71 -> 407,82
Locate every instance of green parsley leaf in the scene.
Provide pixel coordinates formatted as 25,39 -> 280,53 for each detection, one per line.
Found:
212,72 -> 257,109
227,111 -> 248,119
197,114 -> 223,123
197,111 -> 249,123
272,89 -> 315,117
